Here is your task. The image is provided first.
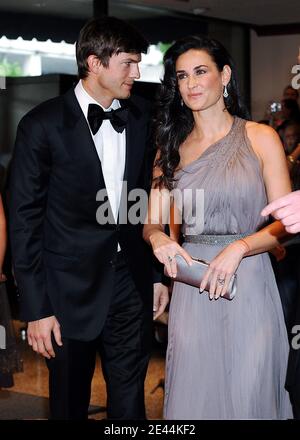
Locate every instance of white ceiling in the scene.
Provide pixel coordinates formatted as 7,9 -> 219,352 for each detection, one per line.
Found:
0,0 -> 299,26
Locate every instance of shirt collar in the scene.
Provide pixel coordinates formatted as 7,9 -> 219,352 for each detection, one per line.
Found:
74,80 -> 120,120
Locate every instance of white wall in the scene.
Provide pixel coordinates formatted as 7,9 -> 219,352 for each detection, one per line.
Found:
251,30 -> 300,121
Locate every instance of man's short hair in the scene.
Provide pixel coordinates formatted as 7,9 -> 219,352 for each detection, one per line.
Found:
76,16 -> 149,79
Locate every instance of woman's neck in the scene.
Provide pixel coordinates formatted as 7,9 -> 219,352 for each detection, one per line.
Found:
192,109 -> 234,140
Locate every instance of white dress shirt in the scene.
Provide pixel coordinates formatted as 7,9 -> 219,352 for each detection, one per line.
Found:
75,80 -> 126,250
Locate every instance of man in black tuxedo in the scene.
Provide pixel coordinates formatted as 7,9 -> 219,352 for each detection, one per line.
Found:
9,17 -> 168,420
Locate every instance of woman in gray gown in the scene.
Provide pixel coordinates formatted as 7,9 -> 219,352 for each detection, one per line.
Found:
143,35 -> 293,419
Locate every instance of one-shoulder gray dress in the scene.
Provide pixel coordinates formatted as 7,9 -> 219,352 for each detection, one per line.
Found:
164,117 -> 293,419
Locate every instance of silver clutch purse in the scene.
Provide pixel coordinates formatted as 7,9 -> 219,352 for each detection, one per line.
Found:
164,254 -> 236,300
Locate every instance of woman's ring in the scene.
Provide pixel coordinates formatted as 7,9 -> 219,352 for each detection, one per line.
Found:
167,255 -> 173,262
217,277 -> 225,285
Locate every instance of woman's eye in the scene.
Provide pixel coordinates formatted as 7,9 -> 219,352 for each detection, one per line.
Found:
177,73 -> 186,81
195,69 -> 206,75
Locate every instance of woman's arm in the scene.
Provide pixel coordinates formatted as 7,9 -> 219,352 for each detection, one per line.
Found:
143,153 -> 193,278
201,123 -> 292,299
239,122 -> 291,255
0,195 -> 7,281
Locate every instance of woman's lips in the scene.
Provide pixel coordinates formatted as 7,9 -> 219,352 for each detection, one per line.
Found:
188,93 -> 203,98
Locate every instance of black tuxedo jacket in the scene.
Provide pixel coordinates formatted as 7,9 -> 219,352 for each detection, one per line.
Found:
9,88 -> 157,341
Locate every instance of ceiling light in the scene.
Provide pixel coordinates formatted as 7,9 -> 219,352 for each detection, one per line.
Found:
33,2 -> 46,8
192,7 -> 210,15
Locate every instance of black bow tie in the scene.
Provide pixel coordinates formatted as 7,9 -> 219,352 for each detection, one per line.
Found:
87,104 -> 128,135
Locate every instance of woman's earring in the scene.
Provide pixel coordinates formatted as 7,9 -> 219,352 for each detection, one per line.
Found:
223,85 -> 229,98
181,98 -> 184,107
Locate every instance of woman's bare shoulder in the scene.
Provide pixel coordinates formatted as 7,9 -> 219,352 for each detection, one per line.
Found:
245,120 -> 280,143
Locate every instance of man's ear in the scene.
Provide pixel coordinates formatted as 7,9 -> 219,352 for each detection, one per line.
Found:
222,65 -> 232,87
86,55 -> 102,75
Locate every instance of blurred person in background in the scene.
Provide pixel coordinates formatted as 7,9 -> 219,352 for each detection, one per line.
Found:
283,85 -> 299,102
277,99 -> 300,141
0,183 -> 23,390
282,122 -> 300,155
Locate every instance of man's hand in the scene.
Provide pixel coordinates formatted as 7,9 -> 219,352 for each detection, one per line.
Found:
27,316 -> 62,359
261,191 -> 300,233
153,283 -> 169,320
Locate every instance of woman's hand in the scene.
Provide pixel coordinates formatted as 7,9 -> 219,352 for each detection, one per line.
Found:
200,240 -> 248,300
149,231 -> 193,278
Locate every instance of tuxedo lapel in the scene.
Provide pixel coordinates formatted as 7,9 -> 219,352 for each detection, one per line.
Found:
60,89 -> 106,194
122,99 -> 145,190
117,98 -> 148,226
59,90 -> 146,227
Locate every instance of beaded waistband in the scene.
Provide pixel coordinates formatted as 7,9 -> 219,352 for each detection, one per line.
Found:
183,233 -> 248,245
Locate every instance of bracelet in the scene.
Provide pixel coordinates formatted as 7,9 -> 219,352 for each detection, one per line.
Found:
238,238 -> 251,254
287,155 -> 295,164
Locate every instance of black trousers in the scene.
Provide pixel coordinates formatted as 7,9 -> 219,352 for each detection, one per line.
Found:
290,393 -> 300,420
46,253 -> 152,420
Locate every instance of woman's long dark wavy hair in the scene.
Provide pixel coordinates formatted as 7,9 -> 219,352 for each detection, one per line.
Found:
154,35 -> 250,189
